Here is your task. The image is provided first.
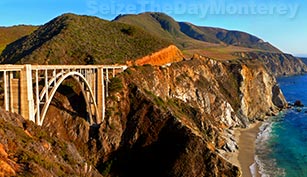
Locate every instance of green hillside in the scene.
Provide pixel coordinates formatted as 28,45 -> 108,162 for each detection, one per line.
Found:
114,12 -> 216,50
0,13 -> 172,64
114,12 -> 280,53
182,23 -> 281,52
0,25 -> 37,54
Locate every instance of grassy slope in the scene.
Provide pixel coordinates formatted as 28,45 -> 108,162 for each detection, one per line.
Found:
0,25 -> 37,54
0,13 -> 172,64
0,12 -> 293,64
114,12 -> 281,59
179,22 -> 281,52
183,46 -> 261,60
115,12 -> 220,50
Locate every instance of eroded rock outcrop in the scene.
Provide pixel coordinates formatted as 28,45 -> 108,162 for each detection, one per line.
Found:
236,52 -> 307,76
132,45 -> 184,66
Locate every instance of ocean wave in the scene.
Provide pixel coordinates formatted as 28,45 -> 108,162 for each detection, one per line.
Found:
255,120 -> 286,177
255,155 -> 285,177
257,122 -> 273,143
249,163 -> 258,177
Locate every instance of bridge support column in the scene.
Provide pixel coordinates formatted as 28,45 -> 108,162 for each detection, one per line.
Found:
3,71 -> 9,111
20,65 -> 35,122
97,68 -> 105,124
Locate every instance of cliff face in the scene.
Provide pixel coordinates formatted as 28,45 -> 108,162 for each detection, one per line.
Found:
0,58 -> 286,176
0,109 -> 102,176
38,57 -> 285,176
123,57 -> 285,123
236,52 -> 307,76
101,58 -> 286,176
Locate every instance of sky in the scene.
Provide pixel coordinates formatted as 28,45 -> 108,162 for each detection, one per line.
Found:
0,0 -> 306,57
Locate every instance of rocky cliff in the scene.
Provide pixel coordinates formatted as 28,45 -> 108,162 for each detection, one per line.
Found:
0,109 -> 102,176
0,57 -> 284,177
95,57 -> 286,176
300,57 -> 307,65
235,52 -> 307,76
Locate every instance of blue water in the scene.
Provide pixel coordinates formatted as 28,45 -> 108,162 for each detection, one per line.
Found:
256,75 -> 307,177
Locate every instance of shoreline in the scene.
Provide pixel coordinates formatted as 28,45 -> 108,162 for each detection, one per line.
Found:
235,122 -> 262,177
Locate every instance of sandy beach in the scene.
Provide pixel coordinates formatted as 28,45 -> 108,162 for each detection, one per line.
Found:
236,122 -> 262,177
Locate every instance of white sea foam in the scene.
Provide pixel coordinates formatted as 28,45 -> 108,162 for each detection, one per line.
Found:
255,122 -> 273,177
249,162 -> 257,177
257,122 -> 273,143
255,155 -> 286,177
255,120 -> 286,177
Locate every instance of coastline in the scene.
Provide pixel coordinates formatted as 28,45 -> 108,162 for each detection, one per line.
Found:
236,122 -> 262,177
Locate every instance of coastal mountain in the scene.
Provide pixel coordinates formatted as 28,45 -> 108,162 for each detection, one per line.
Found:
0,13 -> 177,65
114,12 -> 202,50
114,12 -> 280,52
1,12 -> 306,77
178,22 -> 281,52
0,25 -> 37,54
114,12 -> 307,76
0,12 -> 304,176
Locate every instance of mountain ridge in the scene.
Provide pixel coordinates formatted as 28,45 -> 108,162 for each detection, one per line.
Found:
0,12 -> 306,77
114,12 -> 281,53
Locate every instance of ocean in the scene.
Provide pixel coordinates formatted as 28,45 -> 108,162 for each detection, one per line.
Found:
256,74 -> 307,177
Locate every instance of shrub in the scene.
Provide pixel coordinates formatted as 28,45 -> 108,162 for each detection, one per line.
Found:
108,77 -> 123,93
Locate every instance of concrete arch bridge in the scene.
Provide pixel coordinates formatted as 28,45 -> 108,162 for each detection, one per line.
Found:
0,64 -> 127,126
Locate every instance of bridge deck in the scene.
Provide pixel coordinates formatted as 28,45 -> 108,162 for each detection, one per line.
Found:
0,65 -> 127,71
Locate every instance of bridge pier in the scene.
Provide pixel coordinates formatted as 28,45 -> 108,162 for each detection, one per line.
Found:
97,68 -> 105,124
3,71 -> 9,111
20,65 -> 35,122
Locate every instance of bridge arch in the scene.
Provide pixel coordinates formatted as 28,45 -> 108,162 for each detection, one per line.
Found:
38,71 -> 99,126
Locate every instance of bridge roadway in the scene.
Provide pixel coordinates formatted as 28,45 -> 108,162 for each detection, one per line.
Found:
0,64 -> 127,125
